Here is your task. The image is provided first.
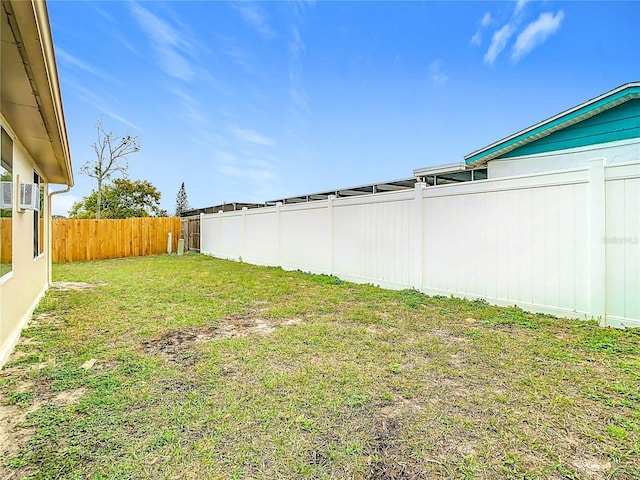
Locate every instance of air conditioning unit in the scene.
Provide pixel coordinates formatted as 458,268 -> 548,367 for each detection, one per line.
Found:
20,182 -> 39,210
0,181 -> 12,209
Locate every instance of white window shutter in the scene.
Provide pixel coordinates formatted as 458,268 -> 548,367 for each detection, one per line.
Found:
0,181 -> 12,209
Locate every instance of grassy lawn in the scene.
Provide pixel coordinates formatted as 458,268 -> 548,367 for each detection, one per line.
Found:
1,254 -> 639,479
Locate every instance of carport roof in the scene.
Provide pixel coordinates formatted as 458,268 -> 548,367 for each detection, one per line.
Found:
265,177 -> 417,205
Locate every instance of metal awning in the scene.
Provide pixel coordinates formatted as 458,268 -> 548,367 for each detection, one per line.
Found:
265,178 -> 417,205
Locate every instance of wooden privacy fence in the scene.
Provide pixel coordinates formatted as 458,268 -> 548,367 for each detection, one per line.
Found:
1,218 -> 45,263
52,217 -> 181,262
1,218 -> 11,264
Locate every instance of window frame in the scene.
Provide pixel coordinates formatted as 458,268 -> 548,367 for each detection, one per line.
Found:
33,170 -> 45,259
1,126 -> 14,279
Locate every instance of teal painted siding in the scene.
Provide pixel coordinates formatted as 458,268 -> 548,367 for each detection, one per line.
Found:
501,99 -> 640,159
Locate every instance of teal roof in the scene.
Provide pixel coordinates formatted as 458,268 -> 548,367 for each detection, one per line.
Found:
465,82 -> 640,166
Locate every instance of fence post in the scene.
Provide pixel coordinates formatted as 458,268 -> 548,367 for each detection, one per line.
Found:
218,210 -> 223,257
589,157 -> 607,326
242,207 -> 248,262
276,202 -> 282,266
412,182 -> 426,291
199,212 -> 204,253
328,195 -> 336,275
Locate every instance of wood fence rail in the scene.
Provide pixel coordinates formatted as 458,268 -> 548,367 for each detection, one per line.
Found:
52,217 -> 181,262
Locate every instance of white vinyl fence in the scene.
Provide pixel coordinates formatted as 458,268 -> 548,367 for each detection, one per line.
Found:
201,158 -> 640,328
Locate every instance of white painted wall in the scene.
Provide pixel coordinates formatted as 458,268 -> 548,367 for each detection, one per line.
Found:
201,155 -> 640,328
488,138 -> 640,178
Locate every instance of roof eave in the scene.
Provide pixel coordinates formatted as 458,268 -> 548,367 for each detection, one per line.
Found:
2,0 -> 73,186
464,82 -> 640,167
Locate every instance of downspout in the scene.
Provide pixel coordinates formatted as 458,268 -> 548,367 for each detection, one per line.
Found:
46,185 -> 71,284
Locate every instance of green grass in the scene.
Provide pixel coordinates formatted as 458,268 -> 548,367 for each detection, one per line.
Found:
1,253 -> 639,479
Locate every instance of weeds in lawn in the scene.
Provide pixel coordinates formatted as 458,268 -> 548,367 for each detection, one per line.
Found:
1,254 -> 639,479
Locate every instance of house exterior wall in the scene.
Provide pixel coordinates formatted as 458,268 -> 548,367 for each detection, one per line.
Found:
488,138 -> 640,178
0,118 -> 50,367
501,99 -> 640,159
201,156 -> 640,328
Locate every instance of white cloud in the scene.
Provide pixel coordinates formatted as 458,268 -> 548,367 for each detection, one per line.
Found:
429,60 -> 449,87
470,31 -> 482,46
289,86 -> 310,114
51,193 -> 80,217
515,0 -> 531,16
512,11 -> 565,61
229,128 -> 275,147
129,2 -> 194,81
484,23 -> 516,65
102,110 -> 140,131
60,78 -> 140,130
234,3 -> 276,39
216,150 -> 237,164
288,24 -> 311,117
471,12 -> 493,46
56,48 -> 119,84
225,44 -> 254,71
289,25 -> 305,59
220,165 -> 276,183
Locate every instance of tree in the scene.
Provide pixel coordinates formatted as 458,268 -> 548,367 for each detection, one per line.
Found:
175,182 -> 191,216
69,178 -> 166,219
80,117 -> 141,219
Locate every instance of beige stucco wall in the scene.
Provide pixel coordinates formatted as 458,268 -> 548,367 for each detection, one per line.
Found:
0,117 -> 50,367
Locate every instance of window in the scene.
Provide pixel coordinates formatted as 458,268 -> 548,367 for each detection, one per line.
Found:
33,171 -> 44,258
1,127 -> 13,277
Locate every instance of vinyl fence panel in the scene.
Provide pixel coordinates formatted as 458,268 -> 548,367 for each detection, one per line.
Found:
200,160 -> 640,328
605,162 -> 640,326
421,169 -> 591,317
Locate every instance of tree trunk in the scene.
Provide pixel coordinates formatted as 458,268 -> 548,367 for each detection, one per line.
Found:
96,177 -> 102,220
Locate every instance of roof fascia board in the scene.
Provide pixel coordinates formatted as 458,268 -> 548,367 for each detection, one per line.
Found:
413,162 -> 466,177
8,0 -> 73,186
464,83 -> 640,167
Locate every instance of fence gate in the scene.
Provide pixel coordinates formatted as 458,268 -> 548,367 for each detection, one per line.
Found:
180,216 -> 201,252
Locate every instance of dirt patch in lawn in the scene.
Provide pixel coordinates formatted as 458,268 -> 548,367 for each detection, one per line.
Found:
366,415 -> 421,479
51,281 -> 107,291
364,398 -> 430,480
141,313 -> 302,366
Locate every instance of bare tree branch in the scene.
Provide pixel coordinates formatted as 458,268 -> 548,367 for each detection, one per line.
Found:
80,116 -> 141,219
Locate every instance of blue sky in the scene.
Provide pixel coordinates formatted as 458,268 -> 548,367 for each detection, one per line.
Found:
48,0 -> 640,215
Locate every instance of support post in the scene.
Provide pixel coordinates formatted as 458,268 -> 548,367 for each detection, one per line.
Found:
589,157 -> 607,326
241,207 -> 248,262
412,182 -> 426,290
328,195 -> 336,275
218,210 -> 223,257
276,202 -> 282,267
